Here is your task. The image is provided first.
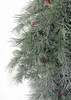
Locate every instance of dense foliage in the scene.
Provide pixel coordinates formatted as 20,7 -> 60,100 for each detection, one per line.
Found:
8,0 -> 71,99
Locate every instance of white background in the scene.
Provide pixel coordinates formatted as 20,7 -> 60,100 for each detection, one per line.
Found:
0,0 -> 31,100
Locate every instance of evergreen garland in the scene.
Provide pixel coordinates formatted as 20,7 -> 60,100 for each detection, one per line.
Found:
7,0 -> 71,99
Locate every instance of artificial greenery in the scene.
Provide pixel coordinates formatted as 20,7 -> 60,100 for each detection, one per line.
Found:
8,0 -> 71,100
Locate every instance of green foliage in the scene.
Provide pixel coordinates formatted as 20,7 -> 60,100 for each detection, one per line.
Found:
7,0 -> 71,100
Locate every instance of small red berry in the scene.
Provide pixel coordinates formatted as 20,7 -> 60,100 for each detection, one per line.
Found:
45,0 -> 51,5
31,21 -> 36,27
40,58 -> 45,64
61,93 -> 67,98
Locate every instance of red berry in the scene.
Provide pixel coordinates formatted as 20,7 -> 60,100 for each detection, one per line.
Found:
31,21 -> 36,27
45,0 -> 51,5
61,93 -> 67,98
40,58 -> 45,64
